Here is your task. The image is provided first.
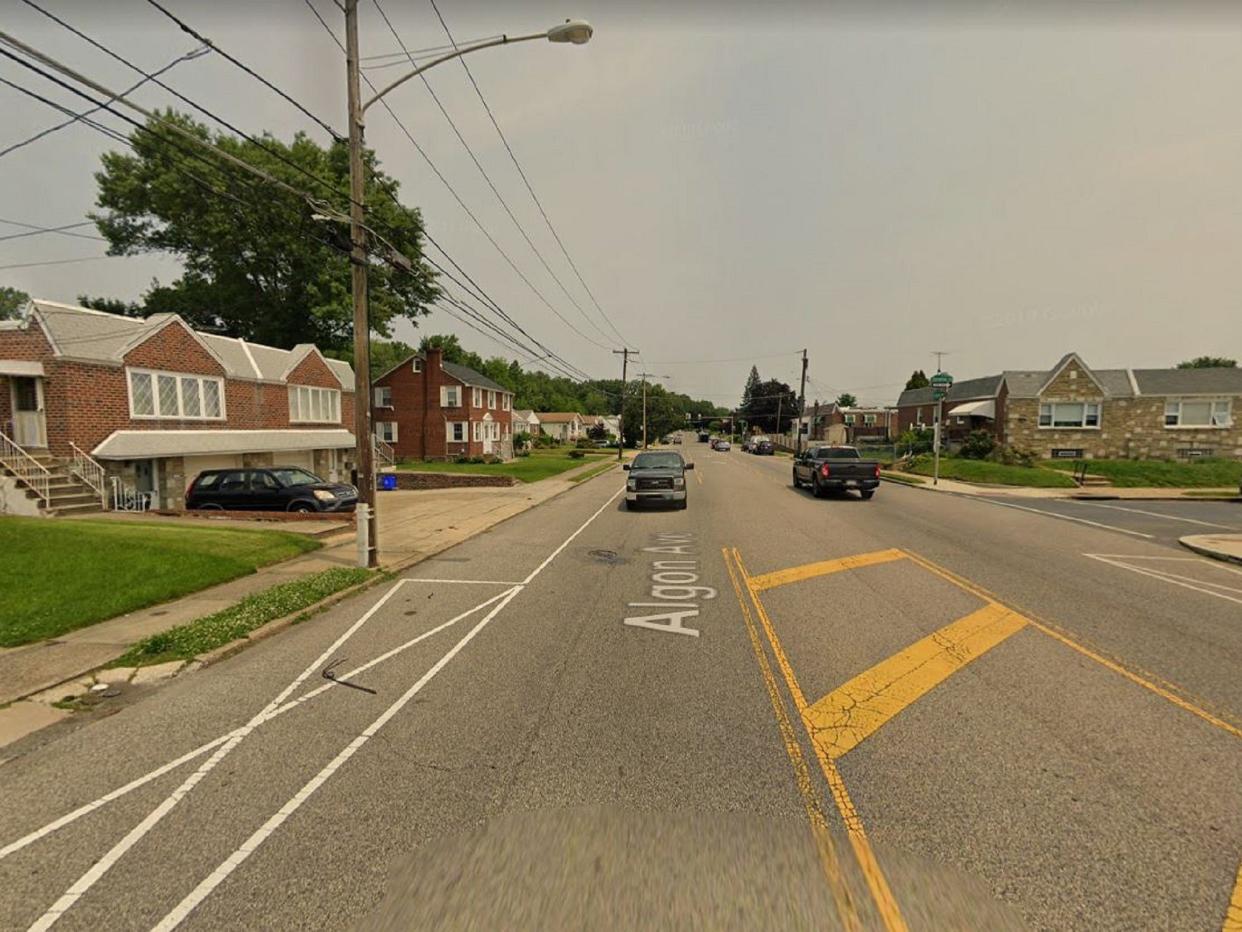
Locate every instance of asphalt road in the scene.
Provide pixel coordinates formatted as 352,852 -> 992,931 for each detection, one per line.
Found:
1,442 -> 1239,931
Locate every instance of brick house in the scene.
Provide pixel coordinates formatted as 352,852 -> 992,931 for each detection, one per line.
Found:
0,299 -> 356,514
894,353 -> 1242,459
370,348 -> 514,462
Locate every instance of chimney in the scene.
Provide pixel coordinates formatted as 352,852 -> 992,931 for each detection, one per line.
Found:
424,347 -> 443,372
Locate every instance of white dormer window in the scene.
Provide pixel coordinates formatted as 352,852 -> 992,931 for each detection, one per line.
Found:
412,358 -> 422,373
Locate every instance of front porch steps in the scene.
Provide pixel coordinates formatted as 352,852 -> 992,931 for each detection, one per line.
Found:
1,452 -> 105,516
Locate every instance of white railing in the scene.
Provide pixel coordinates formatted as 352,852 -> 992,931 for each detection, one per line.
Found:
0,427 -> 51,504
110,476 -> 152,512
374,437 -> 395,467
69,441 -> 108,510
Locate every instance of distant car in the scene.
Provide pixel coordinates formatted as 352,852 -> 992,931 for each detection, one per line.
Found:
716,440 -> 731,452
708,438 -> 719,449
741,438 -> 755,453
791,445 -> 880,499
186,467 -> 358,513
624,451 -> 693,510
753,438 -> 775,455
594,439 -> 611,448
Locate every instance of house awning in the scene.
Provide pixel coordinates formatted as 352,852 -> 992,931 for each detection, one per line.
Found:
0,360 -> 44,377
92,429 -> 356,460
948,399 -> 996,419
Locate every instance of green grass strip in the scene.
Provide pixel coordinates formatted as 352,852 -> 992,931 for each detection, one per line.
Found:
570,460 -> 619,483
880,472 -> 927,486
114,567 -> 373,667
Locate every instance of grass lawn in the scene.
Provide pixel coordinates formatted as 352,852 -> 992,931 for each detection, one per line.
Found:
1044,457 -> 1242,488
570,459 -> 620,483
0,517 -> 320,648
904,457 -> 1078,488
396,449 -> 608,483
880,471 -> 927,486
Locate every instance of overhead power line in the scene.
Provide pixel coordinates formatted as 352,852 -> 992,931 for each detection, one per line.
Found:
0,218 -> 106,242
0,255 -> 116,271
370,0 -> 616,351
427,0 -> 631,349
141,0 -> 342,140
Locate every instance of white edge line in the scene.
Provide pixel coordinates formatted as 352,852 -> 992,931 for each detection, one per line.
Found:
1071,500 -> 1239,530
521,485 -> 625,584
978,497 -> 1155,538
402,578 -> 524,585
27,579 -> 410,931
0,587 -> 513,865
1085,555 -> 1242,605
1085,556 -> 1242,596
152,586 -> 525,932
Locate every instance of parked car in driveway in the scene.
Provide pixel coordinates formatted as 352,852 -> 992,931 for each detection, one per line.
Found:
791,445 -> 880,499
623,451 -> 693,509
186,467 -> 359,513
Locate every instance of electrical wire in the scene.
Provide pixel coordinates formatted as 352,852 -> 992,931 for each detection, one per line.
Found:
0,219 -> 106,243
427,0 -> 632,349
370,0 -> 616,351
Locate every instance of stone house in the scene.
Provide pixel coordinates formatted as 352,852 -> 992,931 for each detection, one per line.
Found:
371,348 -> 514,462
895,352 -> 1241,460
0,299 -> 356,514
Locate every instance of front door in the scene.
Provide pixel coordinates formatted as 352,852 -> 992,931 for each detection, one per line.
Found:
482,417 -> 494,455
134,459 -> 158,510
10,377 -> 46,448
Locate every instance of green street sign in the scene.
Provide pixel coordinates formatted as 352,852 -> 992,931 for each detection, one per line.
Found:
930,372 -> 954,387
933,390 -> 946,401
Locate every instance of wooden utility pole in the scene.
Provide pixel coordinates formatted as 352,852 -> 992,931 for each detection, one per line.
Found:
796,348 -> 808,454
345,0 -> 377,567
612,348 -> 633,461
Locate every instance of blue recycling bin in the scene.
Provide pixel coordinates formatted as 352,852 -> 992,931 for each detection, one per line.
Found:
378,473 -> 398,491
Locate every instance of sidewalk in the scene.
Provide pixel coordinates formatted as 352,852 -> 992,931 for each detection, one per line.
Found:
1179,533 -> 1242,565
0,457 -> 619,711
881,471 -> 1240,501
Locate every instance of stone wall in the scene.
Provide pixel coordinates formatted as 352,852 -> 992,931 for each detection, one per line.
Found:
389,472 -> 518,490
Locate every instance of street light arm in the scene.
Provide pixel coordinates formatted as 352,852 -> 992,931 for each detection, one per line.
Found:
362,31 -> 547,113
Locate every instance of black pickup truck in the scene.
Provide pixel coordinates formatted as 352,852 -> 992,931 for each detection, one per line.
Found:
791,445 -> 881,499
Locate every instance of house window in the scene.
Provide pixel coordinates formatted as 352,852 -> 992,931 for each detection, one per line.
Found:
289,385 -> 341,423
472,421 -> 481,441
374,386 -> 393,407
128,368 -> 226,420
843,414 -> 855,425
375,421 -> 398,442
412,358 -> 422,373
1164,398 -> 1231,428
440,385 -> 461,407
488,390 -> 496,409
502,394 -> 511,411
864,414 -> 877,426
1038,402 -> 1100,428
450,422 -> 466,442
471,387 -> 482,407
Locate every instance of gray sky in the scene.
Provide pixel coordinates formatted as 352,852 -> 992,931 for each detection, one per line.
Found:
3,1 -> 1242,408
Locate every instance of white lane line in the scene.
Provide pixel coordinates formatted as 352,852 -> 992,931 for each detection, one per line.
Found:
1085,558 -> 1242,595
152,586 -> 523,932
159,484 -> 624,929
402,578 -> 524,585
976,497 -> 1155,538
1086,554 -> 1242,606
28,579 -> 409,931
1071,501 -> 1239,530
0,588 -> 514,865
1086,553 -> 1242,576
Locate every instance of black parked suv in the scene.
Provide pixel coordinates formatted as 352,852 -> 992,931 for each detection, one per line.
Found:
186,467 -> 358,513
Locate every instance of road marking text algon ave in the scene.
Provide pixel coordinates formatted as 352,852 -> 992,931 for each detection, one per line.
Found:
624,532 -> 716,637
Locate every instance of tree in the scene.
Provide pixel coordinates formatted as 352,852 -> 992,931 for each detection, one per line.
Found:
89,110 -> 437,351
1177,356 -> 1236,369
328,339 -> 416,378
905,370 -> 930,390
746,378 -> 799,433
741,365 -> 761,411
836,392 -> 858,408
0,286 -> 29,321
622,382 -> 681,448
77,294 -> 142,317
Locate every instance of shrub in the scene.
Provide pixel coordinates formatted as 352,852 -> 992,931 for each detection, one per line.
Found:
481,454 -> 501,464
989,445 -> 1036,467
515,448 -> 531,458
960,430 -> 996,460
575,437 -> 594,449
568,449 -> 586,459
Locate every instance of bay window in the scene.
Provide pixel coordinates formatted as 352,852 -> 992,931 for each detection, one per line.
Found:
1038,402 -> 1100,428
1164,398 -> 1231,428
128,368 -> 225,420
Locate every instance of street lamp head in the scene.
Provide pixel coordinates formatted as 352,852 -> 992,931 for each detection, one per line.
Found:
547,19 -> 593,44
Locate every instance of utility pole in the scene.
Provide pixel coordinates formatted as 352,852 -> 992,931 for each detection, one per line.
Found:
775,395 -> 783,448
345,0 -> 377,568
612,348 -> 633,461
796,348 -> 808,454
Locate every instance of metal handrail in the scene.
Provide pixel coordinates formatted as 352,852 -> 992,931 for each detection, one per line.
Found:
68,441 -> 108,508
109,476 -> 152,512
373,437 -> 395,466
0,427 -> 51,503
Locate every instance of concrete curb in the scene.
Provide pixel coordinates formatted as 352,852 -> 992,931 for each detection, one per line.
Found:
1178,536 -> 1242,566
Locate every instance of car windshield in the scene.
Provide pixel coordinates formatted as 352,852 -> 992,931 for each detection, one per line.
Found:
631,453 -> 683,470
270,468 -> 322,487
817,448 -> 860,459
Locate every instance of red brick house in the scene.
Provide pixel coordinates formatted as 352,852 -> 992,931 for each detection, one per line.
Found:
0,299 -> 356,514
371,348 -> 514,461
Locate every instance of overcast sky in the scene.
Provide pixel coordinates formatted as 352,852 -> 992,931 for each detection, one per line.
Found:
3,1 -> 1242,407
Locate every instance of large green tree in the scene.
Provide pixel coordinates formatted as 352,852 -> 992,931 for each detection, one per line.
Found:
1177,356 -> 1236,369
741,365 -> 761,410
746,378 -> 799,433
89,110 -> 437,350
905,369 -> 930,390
836,392 -> 858,408
0,286 -> 29,320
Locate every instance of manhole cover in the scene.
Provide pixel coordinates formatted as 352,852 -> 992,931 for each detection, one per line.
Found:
587,549 -> 622,564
